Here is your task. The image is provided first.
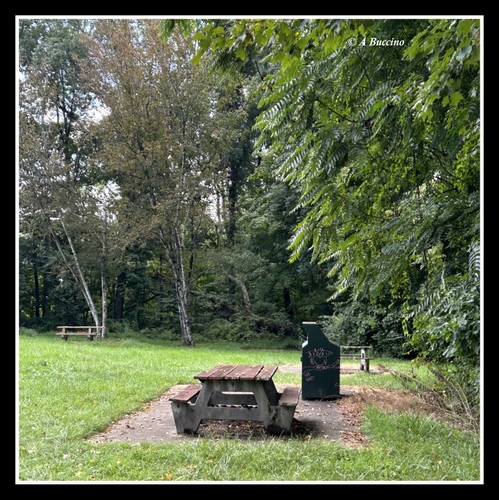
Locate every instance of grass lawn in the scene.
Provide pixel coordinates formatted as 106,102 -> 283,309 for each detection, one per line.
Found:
16,330 -> 481,483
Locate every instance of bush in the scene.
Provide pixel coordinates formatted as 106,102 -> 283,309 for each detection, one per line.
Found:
199,317 -> 254,341
391,360 -> 480,433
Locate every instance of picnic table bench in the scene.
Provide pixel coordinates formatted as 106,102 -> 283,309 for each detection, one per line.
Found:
170,364 -> 301,435
56,325 -> 103,341
340,345 -> 372,372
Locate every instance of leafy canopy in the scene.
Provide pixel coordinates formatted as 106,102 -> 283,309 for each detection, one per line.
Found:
161,17 -> 481,368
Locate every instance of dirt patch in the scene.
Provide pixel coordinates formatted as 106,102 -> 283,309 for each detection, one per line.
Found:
88,366 -> 432,448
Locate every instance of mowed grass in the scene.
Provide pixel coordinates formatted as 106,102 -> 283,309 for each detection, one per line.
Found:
17,331 -> 481,483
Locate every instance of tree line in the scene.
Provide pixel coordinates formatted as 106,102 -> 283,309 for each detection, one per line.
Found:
18,19 -> 332,344
18,18 -> 480,393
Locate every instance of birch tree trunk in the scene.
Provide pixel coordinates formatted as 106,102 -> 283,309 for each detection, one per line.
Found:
99,209 -> 109,338
52,218 -> 100,327
165,228 -> 194,346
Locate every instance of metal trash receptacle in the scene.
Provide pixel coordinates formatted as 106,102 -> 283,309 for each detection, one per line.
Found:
301,322 -> 340,400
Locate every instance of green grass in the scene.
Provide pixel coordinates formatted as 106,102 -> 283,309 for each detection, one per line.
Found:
17,330 -> 481,483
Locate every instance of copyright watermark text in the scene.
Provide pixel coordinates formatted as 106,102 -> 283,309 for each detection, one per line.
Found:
346,37 -> 405,47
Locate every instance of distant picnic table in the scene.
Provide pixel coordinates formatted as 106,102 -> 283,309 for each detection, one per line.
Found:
56,325 -> 103,341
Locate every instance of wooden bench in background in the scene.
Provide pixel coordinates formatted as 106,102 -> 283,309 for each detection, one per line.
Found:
56,325 -> 103,341
340,345 -> 372,372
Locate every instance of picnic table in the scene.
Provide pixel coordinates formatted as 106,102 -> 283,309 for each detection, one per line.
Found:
56,325 -> 103,341
340,345 -> 372,372
169,364 -> 301,435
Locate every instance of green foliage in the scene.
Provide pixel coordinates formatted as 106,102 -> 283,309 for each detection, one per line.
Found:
406,242 -> 480,368
200,317 -> 255,342
319,300 -> 407,358
234,159 -> 334,322
172,18 -> 481,380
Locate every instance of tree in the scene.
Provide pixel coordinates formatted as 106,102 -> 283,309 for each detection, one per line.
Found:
86,20 -> 245,344
19,19 -> 117,334
161,18 -> 481,366
236,158 -> 334,323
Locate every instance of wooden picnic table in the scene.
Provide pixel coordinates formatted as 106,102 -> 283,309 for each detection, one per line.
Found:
169,364 -> 301,435
340,345 -> 372,372
56,325 -> 103,341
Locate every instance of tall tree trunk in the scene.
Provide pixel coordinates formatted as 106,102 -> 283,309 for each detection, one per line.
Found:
175,279 -> 193,345
226,162 -> 237,246
99,213 -> 108,338
101,272 -> 107,338
33,266 -> 40,318
283,288 -> 293,318
171,260 -> 193,345
165,228 -> 194,345
114,272 -> 126,321
228,275 -> 252,314
41,269 -> 48,318
226,163 -> 238,303
51,219 -> 100,327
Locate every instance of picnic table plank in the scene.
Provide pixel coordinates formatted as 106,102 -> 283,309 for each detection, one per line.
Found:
256,365 -> 278,381
225,364 -> 263,380
195,364 -> 236,381
169,384 -> 201,403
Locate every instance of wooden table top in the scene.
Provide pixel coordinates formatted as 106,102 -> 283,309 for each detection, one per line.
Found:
194,364 -> 278,382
